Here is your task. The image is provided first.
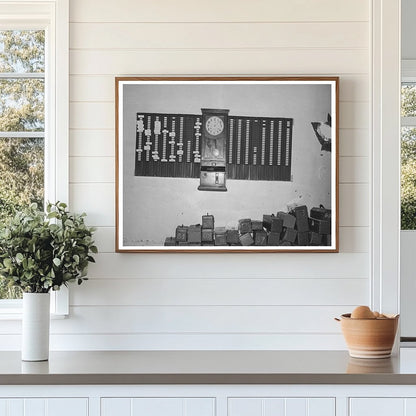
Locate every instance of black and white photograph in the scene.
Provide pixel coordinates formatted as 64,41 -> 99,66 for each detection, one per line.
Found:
116,77 -> 338,252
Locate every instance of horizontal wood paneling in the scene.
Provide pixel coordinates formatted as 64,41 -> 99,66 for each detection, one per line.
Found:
339,102 -> 369,129
338,129 -> 369,157
50,306 -> 354,334
70,22 -> 368,50
70,157 -> 114,183
70,76 -> 115,102
0,306 -> 355,335
0,332 -> 347,350
69,183 -> 114,226
69,49 -> 368,76
69,0 -> 369,23
91,225 -> 368,254
85,252 -> 369,279
69,130 -> 115,157
339,183 -> 369,227
92,227 -> 115,253
69,74 -> 369,103
339,156 -> 369,183
70,278 -> 367,306
70,102 -> 113,129
340,226 -> 369,252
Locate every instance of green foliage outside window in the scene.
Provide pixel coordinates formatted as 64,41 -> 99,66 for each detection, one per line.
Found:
0,30 -> 45,298
401,127 -> 416,229
401,83 -> 416,230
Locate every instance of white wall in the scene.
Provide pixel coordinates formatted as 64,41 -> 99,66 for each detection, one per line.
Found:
3,0 -> 373,350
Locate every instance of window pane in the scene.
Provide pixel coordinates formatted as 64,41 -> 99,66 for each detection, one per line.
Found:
0,137 -> 44,216
0,30 -> 45,73
401,127 -> 416,230
0,30 -> 45,301
0,137 -> 43,300
0,78 -> 44,131
402,83 -> 416,117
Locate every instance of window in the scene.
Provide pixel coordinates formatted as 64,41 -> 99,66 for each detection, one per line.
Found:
0,29 -> 45,299
401,64 -> 416,230
0,0 -> 69,314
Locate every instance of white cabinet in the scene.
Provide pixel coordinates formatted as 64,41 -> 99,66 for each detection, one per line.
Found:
3,385 -> 416,416
228,398 -> 335,416
0,398 -> 88,416
350,398 -> 416,416
101,397 -> 215,416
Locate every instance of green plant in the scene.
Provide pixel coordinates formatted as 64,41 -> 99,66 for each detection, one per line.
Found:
401,127 -> 416,230
0,202 -> 97,293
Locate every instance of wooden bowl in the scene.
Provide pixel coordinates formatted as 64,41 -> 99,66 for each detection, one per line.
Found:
337,313 -> 399,359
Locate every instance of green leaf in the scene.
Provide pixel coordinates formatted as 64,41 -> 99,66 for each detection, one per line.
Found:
0,198 -> 95,293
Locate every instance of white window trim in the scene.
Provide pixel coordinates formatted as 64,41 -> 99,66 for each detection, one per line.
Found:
371,0 -> 401,322
0,0 -> 69,317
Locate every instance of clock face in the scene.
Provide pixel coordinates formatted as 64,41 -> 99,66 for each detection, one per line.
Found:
205,116 -> 224,136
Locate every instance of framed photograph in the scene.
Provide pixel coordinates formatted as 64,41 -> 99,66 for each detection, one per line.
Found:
115,77 -> 338,253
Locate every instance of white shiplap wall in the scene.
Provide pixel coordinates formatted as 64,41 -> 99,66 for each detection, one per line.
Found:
49,0 -> 371,350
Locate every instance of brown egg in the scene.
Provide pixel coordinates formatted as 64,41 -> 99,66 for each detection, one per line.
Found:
351,305 -> 376,319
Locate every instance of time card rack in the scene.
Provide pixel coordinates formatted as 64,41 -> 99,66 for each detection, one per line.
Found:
135,111 -> 293,181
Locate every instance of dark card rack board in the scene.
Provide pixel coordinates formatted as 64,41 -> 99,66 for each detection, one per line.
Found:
135,112 -> 293,181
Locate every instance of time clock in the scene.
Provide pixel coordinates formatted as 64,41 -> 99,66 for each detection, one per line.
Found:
205,116 -> 224,136
198,108 -> 229,192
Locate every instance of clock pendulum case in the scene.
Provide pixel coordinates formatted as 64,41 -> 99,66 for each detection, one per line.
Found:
198,108 -> 229,192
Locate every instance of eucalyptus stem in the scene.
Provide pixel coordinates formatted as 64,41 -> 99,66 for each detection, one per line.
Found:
0,202 -> 97,294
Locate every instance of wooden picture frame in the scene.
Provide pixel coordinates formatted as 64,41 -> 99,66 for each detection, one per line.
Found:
115,77 -> 339,253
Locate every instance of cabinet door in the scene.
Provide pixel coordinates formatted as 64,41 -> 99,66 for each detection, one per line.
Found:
350,398 -> 416,416
228,398 -> 335,416
350,398 -> 404,416
0,398 -> 88,416
101,398 -> 215,416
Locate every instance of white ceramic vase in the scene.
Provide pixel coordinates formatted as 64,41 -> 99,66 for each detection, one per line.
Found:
22,292 -> 50,361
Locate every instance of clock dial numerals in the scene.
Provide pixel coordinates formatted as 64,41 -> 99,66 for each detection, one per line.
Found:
206,116 -> 224,136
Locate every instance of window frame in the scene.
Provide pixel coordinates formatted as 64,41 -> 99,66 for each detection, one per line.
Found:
0,0 -> 69,316
401,60 -> 416,234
